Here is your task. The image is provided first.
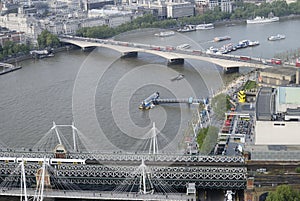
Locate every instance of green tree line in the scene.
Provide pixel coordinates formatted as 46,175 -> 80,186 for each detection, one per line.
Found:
37,30 -> 60,49
266,185 -> 300,201
0,41 -> 31,61
76,0 -> 300,39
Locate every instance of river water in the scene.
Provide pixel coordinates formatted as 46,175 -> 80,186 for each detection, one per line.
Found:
1,18 -> 300,153
0,18 -> 299,201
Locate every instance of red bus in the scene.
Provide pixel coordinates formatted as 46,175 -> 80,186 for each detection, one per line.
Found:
296,58 -> 300,67
271,58 -> 282,65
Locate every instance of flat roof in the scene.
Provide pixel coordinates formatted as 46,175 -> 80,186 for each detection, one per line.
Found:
260,67 -> 296,76
255,120 -> 300,145
256,87 -> 274,121
276,86 -> 300,112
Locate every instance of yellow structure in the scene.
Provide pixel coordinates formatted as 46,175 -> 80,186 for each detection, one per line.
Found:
238,90 -> 246,103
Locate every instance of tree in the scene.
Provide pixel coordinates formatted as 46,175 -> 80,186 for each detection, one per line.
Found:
37,30 -> 60,48
266,185 -> 300,201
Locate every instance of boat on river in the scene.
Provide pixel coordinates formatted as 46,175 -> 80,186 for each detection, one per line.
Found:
154,31 -> 175,37
176,44 -> 191,49
268,34 -> 285,41
139,92 -> 160,110
177,25 -> 196,32
196,23 -> 214,30
214,36 -> 231,42
246,16 -> 279,24
170,74 -> 184,81
248,40 -> 260,46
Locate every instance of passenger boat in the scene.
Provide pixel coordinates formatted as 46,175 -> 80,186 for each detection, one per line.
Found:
170,74 -> 184,81
246,16 -> 279,24
237,40 -> 250,48
177,25 -> 196,32
268,34 -> 285,41
206,46 -> 219,54
154,31 -> 175,37
139,92 -> 160,110
248,40 -> 260,46
214,36 -> 231,42
196,23 -> 214,30
176,44 -> 191,49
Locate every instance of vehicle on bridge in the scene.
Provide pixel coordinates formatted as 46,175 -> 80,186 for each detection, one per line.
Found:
296,58 -> 300,67
271,58 -> 282,65
240,56 -> 251,61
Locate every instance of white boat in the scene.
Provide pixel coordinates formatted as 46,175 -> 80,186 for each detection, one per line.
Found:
170,74 -> 184,81
248,40 -> 260,46
214,36 -> 231,42
246,16 -> 279,24
177,25 -> 196,32
154,31 -> 175,37
268,34 -> 285,41
196,23 -> 214,30
176,44 -> 191,49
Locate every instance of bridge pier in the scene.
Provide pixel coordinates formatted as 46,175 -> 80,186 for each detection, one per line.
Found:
224,67 -> 239,74
81,47 -> 96,52
121,51 -> 138,58
167,58 -> 184,65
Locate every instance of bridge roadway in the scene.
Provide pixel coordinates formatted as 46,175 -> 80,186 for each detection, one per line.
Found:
0,188 -> 195,200
0,150 -> 244,164
59,35 -> 276,69
0,151 -> 246,190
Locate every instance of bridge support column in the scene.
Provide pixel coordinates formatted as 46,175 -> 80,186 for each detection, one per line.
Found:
121,52 -> 138,58
224,67 -> 239,74
167,58 -> 184,65
81,47 -> 96,52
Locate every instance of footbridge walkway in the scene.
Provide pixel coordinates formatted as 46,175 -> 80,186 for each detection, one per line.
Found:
59,35 -> 276,69
0,188 -> 195,201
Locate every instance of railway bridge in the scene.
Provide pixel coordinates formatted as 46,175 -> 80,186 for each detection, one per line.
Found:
0,123 -> 247,200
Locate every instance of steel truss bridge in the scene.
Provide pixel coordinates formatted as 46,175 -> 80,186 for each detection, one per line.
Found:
0,123 -> 246,200
0,151 -> 246,189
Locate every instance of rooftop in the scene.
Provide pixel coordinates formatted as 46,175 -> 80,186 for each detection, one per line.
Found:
276,86 -> 300,113
260,67 -> 296,76
256,87 -> 274,121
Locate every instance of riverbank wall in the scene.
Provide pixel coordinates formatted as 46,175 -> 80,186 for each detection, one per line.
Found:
1,45 -> 75,65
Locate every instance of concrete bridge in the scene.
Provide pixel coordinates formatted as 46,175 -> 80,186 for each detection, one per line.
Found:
59,35 -> 274,71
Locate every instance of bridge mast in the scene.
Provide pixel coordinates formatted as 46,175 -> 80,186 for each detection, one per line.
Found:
139,159 -> 154,195
52,122 -> 62,145
149,122 -> 158,154
72,122 -> 77,152
20,158 -> 28,201
34,157 -> 46,201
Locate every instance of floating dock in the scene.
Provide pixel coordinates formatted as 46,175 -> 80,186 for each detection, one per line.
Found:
0,62 -> 22,75
139,92 -> 208,109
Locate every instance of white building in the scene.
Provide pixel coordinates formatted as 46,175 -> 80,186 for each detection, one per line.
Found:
166,2 -> 194,18
255,87 -> 300,145
208,0 -> 232,13
0,13 -> 41,41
